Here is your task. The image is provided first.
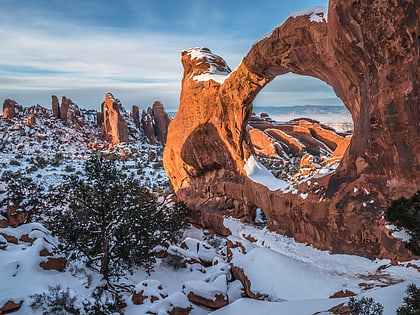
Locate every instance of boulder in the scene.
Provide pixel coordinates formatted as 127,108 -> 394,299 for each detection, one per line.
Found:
147,292 -> 192,315
39,257 -> 66,272
182,275 -> 229,309
0,300 -> 23,313
132,280 -> 168,305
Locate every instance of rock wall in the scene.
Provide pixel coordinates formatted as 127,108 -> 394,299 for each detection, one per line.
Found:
163,1 -> 419,260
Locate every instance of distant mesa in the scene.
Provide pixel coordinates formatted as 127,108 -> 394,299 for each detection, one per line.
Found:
163,0 -> 419,260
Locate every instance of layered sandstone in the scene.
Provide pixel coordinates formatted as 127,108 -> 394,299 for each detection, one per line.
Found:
163,1 -> 419,259
101,93 -> 129,144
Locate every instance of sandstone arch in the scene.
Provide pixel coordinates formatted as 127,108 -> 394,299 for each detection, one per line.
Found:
163,0 -> 419,259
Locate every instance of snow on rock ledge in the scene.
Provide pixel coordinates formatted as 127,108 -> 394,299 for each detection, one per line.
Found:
289,6 -> 328,23
244,155 -> 289,191
183,274 -> 229,309
184,47 -> 231,84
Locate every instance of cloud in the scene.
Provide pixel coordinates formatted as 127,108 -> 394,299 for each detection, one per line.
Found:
0,1 -> 341,111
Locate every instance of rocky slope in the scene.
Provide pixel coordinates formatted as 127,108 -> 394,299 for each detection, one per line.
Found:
163,1 -> 419,259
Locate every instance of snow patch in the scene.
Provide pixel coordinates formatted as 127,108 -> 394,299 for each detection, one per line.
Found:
290,6 -> 328,23
244,155 -> 289,191
186,47 -> 231,84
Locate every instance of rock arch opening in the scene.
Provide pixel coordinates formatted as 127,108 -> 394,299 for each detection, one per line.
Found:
249,73 -> 353,184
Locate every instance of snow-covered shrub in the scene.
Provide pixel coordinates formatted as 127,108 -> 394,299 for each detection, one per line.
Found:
0,234 -> 7,250
385,190 -> 420,255
161,253 -> 187,270
348,296 -> 383,315
30,284 -> 124,315
0,171 -> 44,226
397,283 -> 420,315
83,285 -> 125,315
30,285 -> 84,315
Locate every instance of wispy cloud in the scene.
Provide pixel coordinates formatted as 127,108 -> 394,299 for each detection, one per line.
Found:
0,0 -> 341,111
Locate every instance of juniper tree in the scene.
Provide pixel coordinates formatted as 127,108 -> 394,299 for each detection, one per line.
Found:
46,155 -> 188,281
0,171 -> 43,226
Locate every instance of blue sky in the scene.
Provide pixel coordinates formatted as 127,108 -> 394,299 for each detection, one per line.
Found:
0,0 -> 343,111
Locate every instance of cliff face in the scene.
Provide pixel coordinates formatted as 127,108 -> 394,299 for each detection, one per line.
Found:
163,1 -> 419,259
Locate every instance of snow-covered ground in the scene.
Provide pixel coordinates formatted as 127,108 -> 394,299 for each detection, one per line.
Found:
1,104 -> 419,314
1,218 -> 419,314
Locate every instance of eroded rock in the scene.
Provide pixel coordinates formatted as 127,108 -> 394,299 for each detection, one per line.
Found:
163,1 -> 419,260
101,93 -> 129,144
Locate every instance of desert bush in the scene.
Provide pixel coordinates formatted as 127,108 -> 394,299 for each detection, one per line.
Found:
397,283 -> 420,315
348,296 -> 383,315
30,284 -> 124,315
385,191 -> 420,255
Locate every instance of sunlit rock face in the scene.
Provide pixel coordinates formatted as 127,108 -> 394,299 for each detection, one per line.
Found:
101,93 -> 129,144
163,1 -> 419,260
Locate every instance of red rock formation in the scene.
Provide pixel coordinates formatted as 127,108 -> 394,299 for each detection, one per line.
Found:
101,93 -> 129,144
60,96 -> 70,122
141,101 -> 171,144
26,108 -> 36,127
152,101 -> 171,144
249,128 -> 279,157
2,99 -> 17,119
131,105 -> 140,128
164,1 -> 419,259
141,108 -> 157,144
51,95 -> 60,118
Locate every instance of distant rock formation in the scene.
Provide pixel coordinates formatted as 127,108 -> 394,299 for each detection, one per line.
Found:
164,0 -> 419,260
52,95 -> 60,118
2,99 -> 18,119
152,101 -> 171,144
141,101 -> 171,144
101,93 -> 129,144
131,105 -> 140,129
51,95 -> 83,126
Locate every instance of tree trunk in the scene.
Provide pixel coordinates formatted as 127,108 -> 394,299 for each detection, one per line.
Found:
100,212 -> 110,281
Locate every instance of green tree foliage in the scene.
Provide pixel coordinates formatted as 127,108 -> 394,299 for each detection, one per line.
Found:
385,191 -> 420,255
348,296 -> 384,315
397,283 -> 420,315
46,155 -> 188,280
0,171 -> 43,226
